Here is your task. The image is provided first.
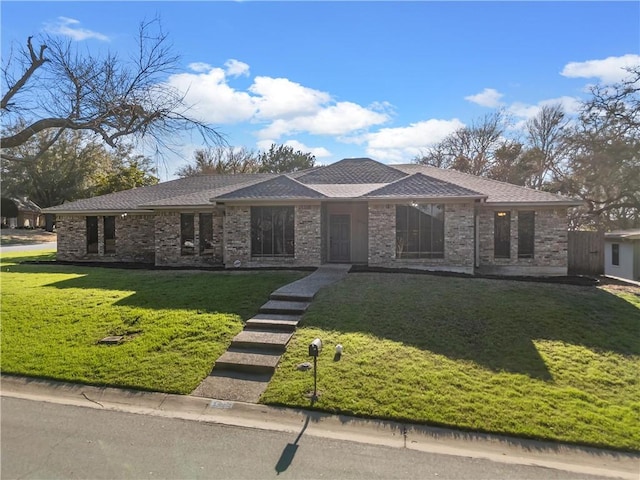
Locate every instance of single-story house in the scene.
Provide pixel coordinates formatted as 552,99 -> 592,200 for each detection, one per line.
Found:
1,197 -> 44,228
604,229 -> 640,282
44,157 -> 582,276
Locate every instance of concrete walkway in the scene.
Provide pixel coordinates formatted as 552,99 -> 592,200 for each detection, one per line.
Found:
192,264 -> 351,402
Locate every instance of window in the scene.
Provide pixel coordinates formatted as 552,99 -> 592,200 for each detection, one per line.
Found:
86,216 -> 98,254
251,206 -> 294,257
181,214 -> 195,255
518,211 -> 534,259
199,213 -> 214,255
612,243 -> 620,266
396,204 -> 445,259
494,211 -> 511,259
104,216 -> 116,254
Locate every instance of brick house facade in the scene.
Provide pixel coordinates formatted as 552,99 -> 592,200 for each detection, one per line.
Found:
47,158 -> 580,276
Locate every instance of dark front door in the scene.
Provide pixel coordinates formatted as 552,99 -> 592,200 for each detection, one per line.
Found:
329,214 -> 350,262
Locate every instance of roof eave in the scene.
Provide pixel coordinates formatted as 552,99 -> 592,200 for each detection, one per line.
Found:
484,200 -> 584,208
43,209 -> 154,215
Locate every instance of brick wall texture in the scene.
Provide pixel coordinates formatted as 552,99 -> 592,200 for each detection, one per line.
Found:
55,203 -> 569,275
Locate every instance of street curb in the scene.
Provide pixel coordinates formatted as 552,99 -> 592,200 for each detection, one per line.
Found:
1,375 -> 637,479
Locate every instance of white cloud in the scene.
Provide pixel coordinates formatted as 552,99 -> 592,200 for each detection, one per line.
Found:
508,96 -> 582,130
561,54 -> 640,83
465,88 -> 504,108
44,17 -> 109,41
167,66 -> 256,124
167,59 -> 390,139
256,139 -> 331,158
257,101 -> 389,139
224,59 -> 250,77
353,119 -> 464,163
250,77 -> 330,119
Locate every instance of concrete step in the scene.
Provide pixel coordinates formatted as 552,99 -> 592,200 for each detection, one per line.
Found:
231,329 -> 293,352
245,314 -> 300,332
260,299 -> 310,315
269,292 -> 315,303
191,370 -> 272,403
214,349 -> 282,374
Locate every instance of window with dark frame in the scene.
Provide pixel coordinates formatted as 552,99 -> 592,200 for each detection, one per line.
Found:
612,243 -> 620,266
86,216 -> 98,254
251,206 -> 294,257
180,214 -> 195,256
104,216 -> 116,254
199,213 -> 214,255
518,211 -> 535,259
494,211 -> 511,259
395,204 -> 445,259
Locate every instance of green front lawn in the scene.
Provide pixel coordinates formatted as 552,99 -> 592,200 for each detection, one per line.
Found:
0,251 -> 304,393
262,273 -> 640,451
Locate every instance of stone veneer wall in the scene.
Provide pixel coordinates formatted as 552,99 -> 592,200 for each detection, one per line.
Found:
223,204 -> 321,268
477,207 -> 568,275
155,211 -> 223,267
56,214 -> 155,263
368,202 -> 475,273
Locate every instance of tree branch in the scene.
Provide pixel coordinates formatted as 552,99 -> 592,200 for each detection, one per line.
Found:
1,37 -> 48,111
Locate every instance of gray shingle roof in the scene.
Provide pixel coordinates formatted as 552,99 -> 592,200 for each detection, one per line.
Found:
393,164 -> 581,205
365,173 -> 484,199
296,158 -> 408,184
44,174 -> 274,212
43,158 -> 581,213
216,175 -> 326,200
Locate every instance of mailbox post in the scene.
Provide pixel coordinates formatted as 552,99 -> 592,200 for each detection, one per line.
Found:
308,338 -> 322,400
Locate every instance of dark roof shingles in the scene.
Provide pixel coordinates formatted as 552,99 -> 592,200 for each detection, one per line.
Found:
365,173 -> 483,198
216,175 -> 326,200
296,158 -> 408,184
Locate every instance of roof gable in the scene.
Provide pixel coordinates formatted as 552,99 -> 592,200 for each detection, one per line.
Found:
365,173 -> 484,198
216,175 -> 326,200
296,158 -> 408,184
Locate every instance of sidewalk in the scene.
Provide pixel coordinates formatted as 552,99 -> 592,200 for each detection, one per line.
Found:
2,375 -> 637,479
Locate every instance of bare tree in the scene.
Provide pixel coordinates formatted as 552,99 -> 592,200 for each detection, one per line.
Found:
414,111 -> 507,176
1,19 -> 224,163
175,146 -> 259,177
525,104 -> 568,189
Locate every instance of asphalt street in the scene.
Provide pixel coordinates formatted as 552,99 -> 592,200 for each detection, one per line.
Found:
1,396 -> 626,480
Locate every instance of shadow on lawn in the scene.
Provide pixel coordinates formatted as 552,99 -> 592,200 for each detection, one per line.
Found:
303,275 -> 640,381
3,261 -> 294,320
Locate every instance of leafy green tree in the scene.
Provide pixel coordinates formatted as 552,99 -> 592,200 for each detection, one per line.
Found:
257,144 -> 315,173
1,129 -> 108,207
93,145 -> 158,196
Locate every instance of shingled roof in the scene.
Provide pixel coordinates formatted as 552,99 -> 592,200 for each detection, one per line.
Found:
296,158 -> 408,184
365,173 -> 484,199
43,157 -> 580,213
216,175 -> 326,200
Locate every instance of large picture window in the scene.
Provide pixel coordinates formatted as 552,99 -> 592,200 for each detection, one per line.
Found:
86,216 -> 98,254
104,216 -> 116,254
494,211 -> 511,259
251,206 -> 294,257
518,211 -> 534,259
181,214 -> 195,256
396,204 -> 444,259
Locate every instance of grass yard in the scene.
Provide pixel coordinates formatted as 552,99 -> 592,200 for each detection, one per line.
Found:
0,251 -> 304,394
262,273 -> 640,451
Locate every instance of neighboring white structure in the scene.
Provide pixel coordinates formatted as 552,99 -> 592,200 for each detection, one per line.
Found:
604,229 -> 640,282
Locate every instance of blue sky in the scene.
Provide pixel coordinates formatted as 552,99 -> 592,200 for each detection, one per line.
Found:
2,1 -> 639,179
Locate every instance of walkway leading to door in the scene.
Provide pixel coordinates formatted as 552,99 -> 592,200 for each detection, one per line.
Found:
192,264 -> 351,403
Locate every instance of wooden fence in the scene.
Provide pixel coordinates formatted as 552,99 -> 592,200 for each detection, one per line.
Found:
568,231 -> 604,276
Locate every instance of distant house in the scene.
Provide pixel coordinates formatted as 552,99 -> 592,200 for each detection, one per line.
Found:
44,158 -> 582,276
1,197 -> 44,228
604,229 -> 640,282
